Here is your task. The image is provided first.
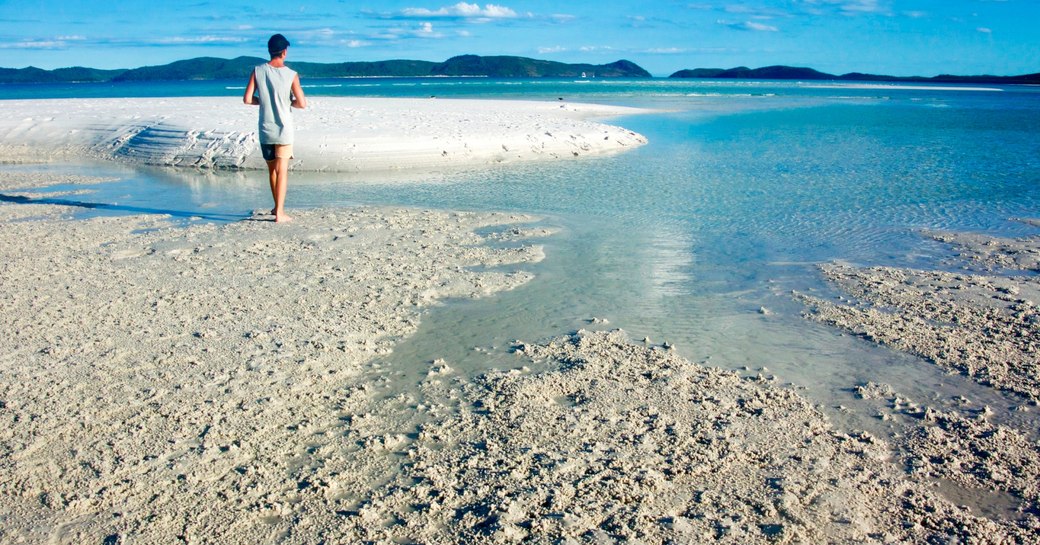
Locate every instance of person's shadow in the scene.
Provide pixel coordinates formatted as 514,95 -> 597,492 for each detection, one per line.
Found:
0,193 -> 254,222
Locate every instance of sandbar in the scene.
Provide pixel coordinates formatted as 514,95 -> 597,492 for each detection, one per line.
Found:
0,97 -> 649,172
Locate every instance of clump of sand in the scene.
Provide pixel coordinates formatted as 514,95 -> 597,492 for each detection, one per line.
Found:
800,225 -> 1040,401
853,381 -> 1039,519
335,330 -> 1034,544
797,222 -> 1040,542
927,228 -> 1040,273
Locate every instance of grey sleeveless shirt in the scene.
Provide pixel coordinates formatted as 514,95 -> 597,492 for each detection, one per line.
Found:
254,63 -> 297,145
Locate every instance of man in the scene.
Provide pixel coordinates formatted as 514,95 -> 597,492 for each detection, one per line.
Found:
243,33 -> 306,223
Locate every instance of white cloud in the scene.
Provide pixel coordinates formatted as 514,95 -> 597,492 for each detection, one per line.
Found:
0,40 -> 68,50
480,4 -> 517,17
1,33 -> 250,50
977,27 -> 992,34
840,0 -> 883,13
723,5 -> 792,20
0,34 -> 91,50
376,3 -> 569,25
375,22 -> 446,40
300,28 -> 337,38
802,0 -> 888,16
744,21 -> 779,31
645,47 -> 687,54
718,19 -> 779,31
626,15 -> 650,28
156,36 -> 248,44
401,2 -> 518,19
537,45 -> 567,54
343,39 -> 372,47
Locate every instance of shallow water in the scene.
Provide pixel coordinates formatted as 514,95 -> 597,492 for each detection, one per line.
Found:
5,80 -> 1040,437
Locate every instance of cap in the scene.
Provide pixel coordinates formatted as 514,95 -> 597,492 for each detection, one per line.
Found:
268,34 -> 290,55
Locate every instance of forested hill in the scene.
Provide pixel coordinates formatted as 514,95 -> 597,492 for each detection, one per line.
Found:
0,65 -> 126,84
0,55 -> 651,83
8,58 -> 1034,85
669,65 -> 1040,85
428,56 -> 649,78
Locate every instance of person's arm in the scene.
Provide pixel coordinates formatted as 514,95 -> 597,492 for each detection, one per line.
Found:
243,72 -> 258,106
290,74 -> 307,109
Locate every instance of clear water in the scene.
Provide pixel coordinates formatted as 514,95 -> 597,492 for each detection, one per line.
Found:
4,79 -> 1040,438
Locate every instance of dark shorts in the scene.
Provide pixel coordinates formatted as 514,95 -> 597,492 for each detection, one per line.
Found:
260,144 -> 294,161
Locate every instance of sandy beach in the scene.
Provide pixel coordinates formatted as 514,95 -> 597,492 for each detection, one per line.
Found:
2,0 -> 1038,538
2,165 -> 1039,543
2,92 -> 1040,543
0,176 -> 550,542
0,97 -> 648,172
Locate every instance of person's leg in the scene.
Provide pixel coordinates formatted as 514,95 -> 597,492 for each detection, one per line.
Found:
266,159 -> 278,213
273,156 -> 291,223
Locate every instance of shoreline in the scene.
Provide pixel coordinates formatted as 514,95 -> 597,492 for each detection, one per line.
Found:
2,168 -> 1039,542
0,97 -> 649,173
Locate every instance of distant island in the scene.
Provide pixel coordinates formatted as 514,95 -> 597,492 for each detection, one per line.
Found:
0,55 -> 651,84
669,65 -> 1040,85
5,57 -> 1037,85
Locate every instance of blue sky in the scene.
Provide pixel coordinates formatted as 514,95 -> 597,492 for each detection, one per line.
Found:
1,1 -> 1036,76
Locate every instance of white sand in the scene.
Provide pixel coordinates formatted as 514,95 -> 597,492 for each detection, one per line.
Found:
3,180 -> 1039,542
0,200 -> 549,543
800,225 -> 1040,402
797,223 -> 1040,541
348,330 -> 1036,544
0,97 -> 648,171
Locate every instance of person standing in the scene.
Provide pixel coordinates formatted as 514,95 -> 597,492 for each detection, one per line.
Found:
243,33 -> 306,223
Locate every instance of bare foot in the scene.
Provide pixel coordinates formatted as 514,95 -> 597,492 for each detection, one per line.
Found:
275,212 -> 293,223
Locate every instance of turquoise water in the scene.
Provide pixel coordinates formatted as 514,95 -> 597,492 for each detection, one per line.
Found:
4,79 -> 1040,433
